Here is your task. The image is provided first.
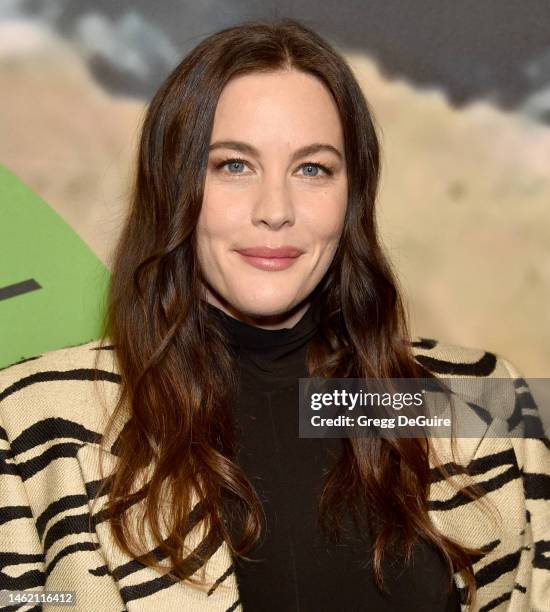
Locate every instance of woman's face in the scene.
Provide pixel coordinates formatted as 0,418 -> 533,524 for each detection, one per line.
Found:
196,69 -> 348,328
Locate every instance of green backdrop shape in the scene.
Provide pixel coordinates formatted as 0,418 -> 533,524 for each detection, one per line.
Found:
0,165 -> 110,369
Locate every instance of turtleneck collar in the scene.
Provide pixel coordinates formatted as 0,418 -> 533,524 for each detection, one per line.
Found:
205,296 -> 321,362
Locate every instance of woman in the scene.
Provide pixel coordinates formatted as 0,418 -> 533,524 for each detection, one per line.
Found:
0,18 -> 548,612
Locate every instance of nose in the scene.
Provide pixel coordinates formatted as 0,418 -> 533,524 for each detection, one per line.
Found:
251,174 -> 295,230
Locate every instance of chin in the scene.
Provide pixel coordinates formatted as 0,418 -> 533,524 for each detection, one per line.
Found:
238,301 -> 295,318
231,292 -> 301,318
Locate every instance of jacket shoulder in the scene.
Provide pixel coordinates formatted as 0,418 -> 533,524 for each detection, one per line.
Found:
0,339 -> 121,442
0,338 -> 116,377
410,336 -> 519,378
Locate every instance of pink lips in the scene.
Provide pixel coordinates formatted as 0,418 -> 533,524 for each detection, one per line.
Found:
235,246 -> 304,271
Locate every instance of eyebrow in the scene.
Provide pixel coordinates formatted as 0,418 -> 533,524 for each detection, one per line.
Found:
208,140 -> 343,163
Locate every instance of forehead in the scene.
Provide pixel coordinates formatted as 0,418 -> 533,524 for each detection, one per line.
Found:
211,69 -> 344,147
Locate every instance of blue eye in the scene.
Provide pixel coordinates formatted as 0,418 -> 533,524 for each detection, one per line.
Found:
301,164 -> 322,177
219,159 -> 247,173
299,162 -> 333,178
216,159 -> 246,174
213,158 -> 248,174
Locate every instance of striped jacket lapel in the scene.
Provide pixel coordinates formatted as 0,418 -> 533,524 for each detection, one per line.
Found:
75,440 -> 241,612
428,435 -> 524,611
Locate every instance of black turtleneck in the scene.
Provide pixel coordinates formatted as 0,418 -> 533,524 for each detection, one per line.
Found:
206,299 -> 462,612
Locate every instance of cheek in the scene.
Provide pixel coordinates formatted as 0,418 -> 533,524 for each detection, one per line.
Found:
197,188 -> 245,245
303,188 -> 348,242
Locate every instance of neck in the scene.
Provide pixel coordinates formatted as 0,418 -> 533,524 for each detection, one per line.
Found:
205,295 -> 319,359
202,291 -> 311,330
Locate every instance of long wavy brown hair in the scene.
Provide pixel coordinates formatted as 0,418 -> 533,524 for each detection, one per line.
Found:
92,17 -> 492,608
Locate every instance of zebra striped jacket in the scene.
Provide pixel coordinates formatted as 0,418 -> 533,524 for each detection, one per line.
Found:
0,338 -> 549,612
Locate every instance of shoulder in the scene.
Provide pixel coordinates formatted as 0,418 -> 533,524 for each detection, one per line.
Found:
414,337 -> 550,464
0,339 -> 121,444
0,334 -> 527,445
411,337 -> 535,461
410,336 -> 518,379
0,334 -> 521,411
